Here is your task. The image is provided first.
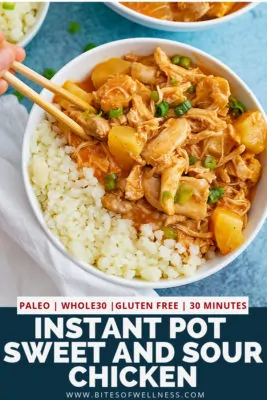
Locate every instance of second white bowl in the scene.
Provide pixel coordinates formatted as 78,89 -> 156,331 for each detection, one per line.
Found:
106,3 -> 258,32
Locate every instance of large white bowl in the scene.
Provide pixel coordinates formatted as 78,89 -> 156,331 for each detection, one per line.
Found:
22,38 -> 267,290
106,2 -> 258,32
19,2 -> 49,47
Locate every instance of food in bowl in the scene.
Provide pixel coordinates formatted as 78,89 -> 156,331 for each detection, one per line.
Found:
0,2 -> 40,43
121,2 -> 247,22
29,46 -> 266,282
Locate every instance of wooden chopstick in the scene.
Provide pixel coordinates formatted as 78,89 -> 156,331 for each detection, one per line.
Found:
4,71 -> 89,140
12,61 -> 90,111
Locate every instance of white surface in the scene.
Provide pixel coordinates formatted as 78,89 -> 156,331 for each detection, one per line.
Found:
0,95 -> 156,306
105,3 -> 258,32
23,38 -> 267,290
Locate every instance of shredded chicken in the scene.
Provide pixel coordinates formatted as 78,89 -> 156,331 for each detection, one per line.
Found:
193,76 -> 231,116
131,62 -> 159,85
154,47 -> 205,84
66,110 -> 110,141
173,2 -> 210,21
96,74 -> 137,112
160,158 -> 186,215
102,190 -> 133,214
125,164 -> 144,201
184,108 -> 227,132
127,94 -> 154,127
122,2 -> 245,22
142,118 -> 190,166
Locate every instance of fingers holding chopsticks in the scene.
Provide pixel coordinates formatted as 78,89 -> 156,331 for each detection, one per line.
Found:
0,32 -> 26,95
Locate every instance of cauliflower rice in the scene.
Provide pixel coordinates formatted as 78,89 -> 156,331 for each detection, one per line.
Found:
0,2 -> 40,44
29,119 -> 206,282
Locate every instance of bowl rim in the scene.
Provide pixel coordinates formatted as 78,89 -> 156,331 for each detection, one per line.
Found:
19,2 -> 50,48
22,37 -> 267,290
107,2 -> 258,29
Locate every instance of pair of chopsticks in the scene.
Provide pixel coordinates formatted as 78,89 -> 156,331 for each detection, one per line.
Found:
3,62 -> 89,140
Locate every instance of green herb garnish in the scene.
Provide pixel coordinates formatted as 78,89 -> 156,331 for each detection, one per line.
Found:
13,91 -> 24,101
43,68 -> 56,80
208,187 -> 225,204
83,43 -> 96,52
68,21 -> 81,34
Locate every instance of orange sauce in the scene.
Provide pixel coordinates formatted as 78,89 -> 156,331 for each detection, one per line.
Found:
78,75 -> 95,93
122,2 -> 248,22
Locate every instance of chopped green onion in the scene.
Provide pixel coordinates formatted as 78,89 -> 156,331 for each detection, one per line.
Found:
162,226 -> 178,240
43,68 -> 56,80
109,108 -> 123,118
187,85 -> 196,94
170,78 -> 178,85
95,110 -> 103,118
228,95 -> 245,116
83,109 -> 91,119
171,55 -> 181,65
3,2 -> 15,10
68,21 -> 81,34
83,43 -> 96,52
179,56 -> 191,69
208,187 -> 225,204
174,99 -> 192,117
151,90 -> 159,102
203,155 -> 217,170
189,155 -> 197,165
104,173 -> 117,191
156,101 -> 169,118
162,191 -> 173,205
13,91 -> 24,102
174,184 -> 194,206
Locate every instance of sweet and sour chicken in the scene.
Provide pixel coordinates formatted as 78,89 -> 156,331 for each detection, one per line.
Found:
121,2 -> 247,22
54,47 -> 266,256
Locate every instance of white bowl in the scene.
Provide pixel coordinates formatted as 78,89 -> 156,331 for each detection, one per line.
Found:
22,38 -> 267,290
19,3 -> 49,47
106,2 -> 258,32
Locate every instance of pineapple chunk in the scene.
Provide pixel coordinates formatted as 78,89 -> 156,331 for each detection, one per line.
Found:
91,58 -> 131,89
108,126 -> 144,171
234,111 -> 266,154
211,207 -> 245,255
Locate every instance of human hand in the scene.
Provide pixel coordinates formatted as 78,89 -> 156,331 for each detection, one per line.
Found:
0,32 -> 26,94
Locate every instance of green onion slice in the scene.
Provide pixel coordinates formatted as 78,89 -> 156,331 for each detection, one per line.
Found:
171,55 -> 180,65
68,21 -> 81,34
208,187 -> 225,204
83,109 -> 91,119
203,155 -> 217,170
189,155 -> 197,165
162,226 -> 178,240
109,108 -> 123,118
179,56 -> 191,69
43,68 -> 56,80
228,95 -> 245,116
170,78 -> 178,84
174,100 -> 192,117
162,191 -> 173,205
13,91 -> 24,102
83,43 -> 96,52
174,184 -> 194,206
151,90 -> 159,102
104,173 -> 117,191
3,3 -> 15,10
187,85 -> 196,94
156,101 -> 169,118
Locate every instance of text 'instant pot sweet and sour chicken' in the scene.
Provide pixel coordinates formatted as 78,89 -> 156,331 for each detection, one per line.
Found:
121,2 -> 247,22
51,47 -> 266,258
